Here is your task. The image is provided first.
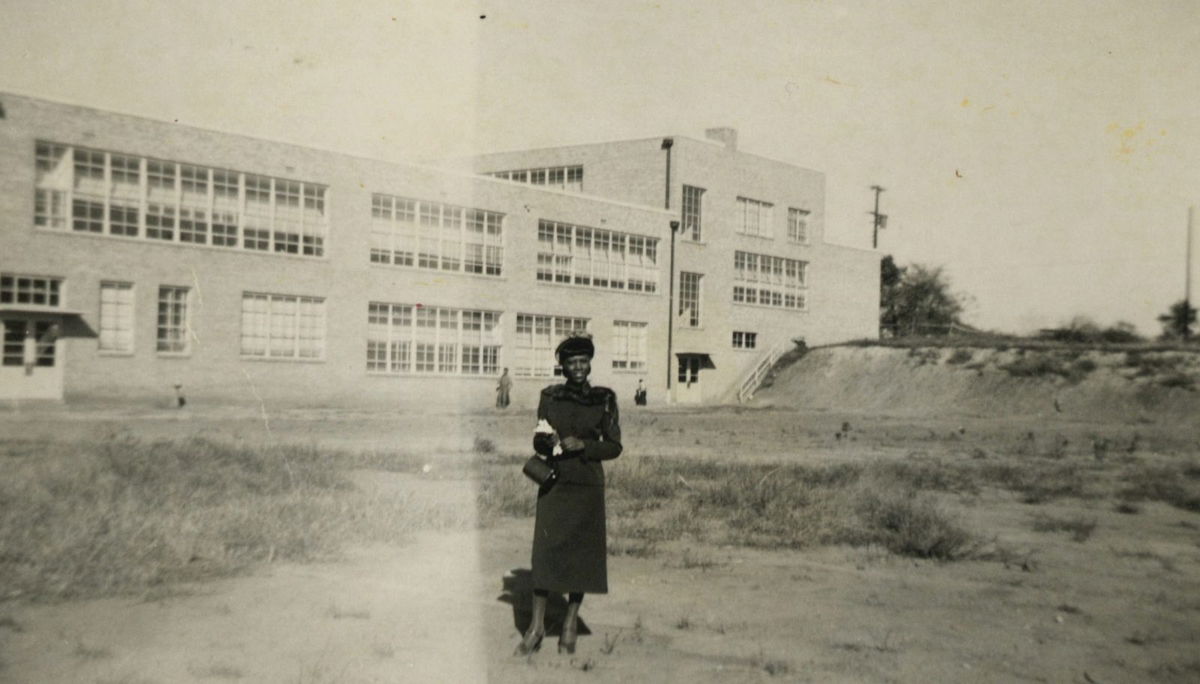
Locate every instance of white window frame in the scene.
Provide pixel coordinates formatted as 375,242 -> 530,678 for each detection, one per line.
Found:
679,272 -> 702,328
366,301 -> 501,376
612,320 -> 647,371
99,281 -> 135,354
156,285 -> 191,355
240,292 -> 326,361
370,194 -> 504,277
732,331 -> 758,349
736,196 -> 774,238
682,185 -> 705,241
788,207 -> 810,244
33,140 -> 327,258
535,219 -> 659,294
733,250 -> 808,311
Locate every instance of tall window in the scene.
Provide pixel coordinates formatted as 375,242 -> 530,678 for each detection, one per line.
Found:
736,196 -> 774,237
611,320 -> 647,370
366,302 -> 500,376
489,166 -> 583,193
513,314 -> 588,377
732,331 -> 758,349
99,282 -> 134,353
682,185 -> 705,241
156,286 -> 190,354
370,194 -> 504,276
535,220 -> 659,293
33,141 -> 327,257
679,272 -> 702,327
788,208 -> 810,243
733,250 -> 808,310
240,293 -> 325,360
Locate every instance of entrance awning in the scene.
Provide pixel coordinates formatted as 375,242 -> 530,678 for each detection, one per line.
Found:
0,307 -> 95,338
674,352 -> 715,369
0,305 -> 84,316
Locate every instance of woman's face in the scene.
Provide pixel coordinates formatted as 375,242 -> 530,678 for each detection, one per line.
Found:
562,354 -> 591,384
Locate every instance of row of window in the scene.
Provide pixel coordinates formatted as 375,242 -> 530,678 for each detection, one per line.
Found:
733,250 -> 808,310
35,142 -> 329,256
683,186 -> 809,244
488,166 -> 583,193
536,220 -> 660,293
85,280 -> 648,375
369,194 -> 505,275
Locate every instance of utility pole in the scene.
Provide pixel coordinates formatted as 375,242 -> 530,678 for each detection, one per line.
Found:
662,137 -> 678,393
870,185 -> 887,249
1186,206 -> 1194,341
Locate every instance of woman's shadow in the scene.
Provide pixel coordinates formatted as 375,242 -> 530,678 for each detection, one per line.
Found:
498,569 -> 591,637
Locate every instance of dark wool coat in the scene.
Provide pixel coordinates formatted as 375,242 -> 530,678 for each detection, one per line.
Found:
530,382 -> 622,593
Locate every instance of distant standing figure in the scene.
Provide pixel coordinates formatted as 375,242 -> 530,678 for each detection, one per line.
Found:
633,379 -> 647,406
174,383 -> 186,408
496,368 -> 513,408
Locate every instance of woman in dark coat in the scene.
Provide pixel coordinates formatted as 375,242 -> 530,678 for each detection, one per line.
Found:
515,334 -> 622,656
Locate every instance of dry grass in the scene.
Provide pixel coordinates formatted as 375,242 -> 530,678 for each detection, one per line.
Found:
0,436 -> 447,601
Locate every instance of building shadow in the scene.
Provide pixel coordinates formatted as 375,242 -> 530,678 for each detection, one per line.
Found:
497,569 -> 591,637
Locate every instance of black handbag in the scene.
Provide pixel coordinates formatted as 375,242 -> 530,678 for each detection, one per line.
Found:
522,455 -> 558,486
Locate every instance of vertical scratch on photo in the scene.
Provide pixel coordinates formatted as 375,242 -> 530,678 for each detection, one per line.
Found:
189,266 -> 203,345
240,368 -> 295,488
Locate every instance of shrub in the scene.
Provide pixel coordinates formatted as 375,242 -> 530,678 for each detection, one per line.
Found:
946,348 -> 974,365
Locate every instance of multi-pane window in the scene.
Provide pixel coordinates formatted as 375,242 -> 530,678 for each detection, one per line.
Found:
611,320 -> 647,370
489,166 -> 583,193
733,250 -> 808,310
788,208 -> 810,243
240,293 -> 325,360
513,314 -> 588,378
536,220 -> 659,293
0,274 -> 62,307
32,141 -> 327,257
156,286 -> 190,354
736,196 -> 774,237
366,302 -> 500,376
370,194 -> 504,276
679,272 -> 702,327
34,143 -> 69,229
2,320 -> 56,367
99,282 -> 134,353
732,331 -> 758,349
682,185 -> 705,241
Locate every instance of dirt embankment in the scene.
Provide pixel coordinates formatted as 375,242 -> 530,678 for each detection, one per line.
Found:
755,345 -> 1200,423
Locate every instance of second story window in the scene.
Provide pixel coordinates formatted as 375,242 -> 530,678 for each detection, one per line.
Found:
682,185 -> 705,241
679,272 -> 702,327
736,196 -> 773,238
788,208 -> 810,243
370,194 -> 504,277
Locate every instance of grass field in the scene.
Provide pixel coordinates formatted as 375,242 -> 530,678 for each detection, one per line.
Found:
1,373 -> 1199,681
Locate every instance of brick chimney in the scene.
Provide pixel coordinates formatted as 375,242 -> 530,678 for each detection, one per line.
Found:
704,127 -> 738,151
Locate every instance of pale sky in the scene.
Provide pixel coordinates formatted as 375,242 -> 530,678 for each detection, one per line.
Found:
3,0 -> 1198,336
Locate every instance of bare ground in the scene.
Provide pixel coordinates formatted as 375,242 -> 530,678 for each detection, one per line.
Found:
1,399 -> 1199,683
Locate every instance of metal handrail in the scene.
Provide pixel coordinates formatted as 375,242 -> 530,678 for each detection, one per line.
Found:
736,341 -> 789,402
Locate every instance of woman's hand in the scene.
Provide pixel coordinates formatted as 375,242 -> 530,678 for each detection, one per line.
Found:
560,436 -> 586,453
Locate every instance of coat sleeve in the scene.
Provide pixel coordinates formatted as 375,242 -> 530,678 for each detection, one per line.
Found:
582,391 -> 622,462
532,390 -> 557,456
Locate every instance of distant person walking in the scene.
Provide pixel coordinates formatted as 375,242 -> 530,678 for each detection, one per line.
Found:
496,368 -> 512,408
514,334 -> 622,656
633,379 -> 647,406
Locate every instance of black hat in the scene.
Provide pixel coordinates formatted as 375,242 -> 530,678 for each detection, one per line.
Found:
555,334 -> 595,362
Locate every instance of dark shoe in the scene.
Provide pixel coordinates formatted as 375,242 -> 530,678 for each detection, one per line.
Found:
514,630 -> 544,656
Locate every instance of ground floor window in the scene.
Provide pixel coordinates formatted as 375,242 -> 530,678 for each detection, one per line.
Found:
156,286 -> 190,354
513,314 -> 588,377
99,281 -> 134,353
732,331 -> 758,349
612,320 -> 647,370
241,292 -> 325,360
367,302 -> 500,376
